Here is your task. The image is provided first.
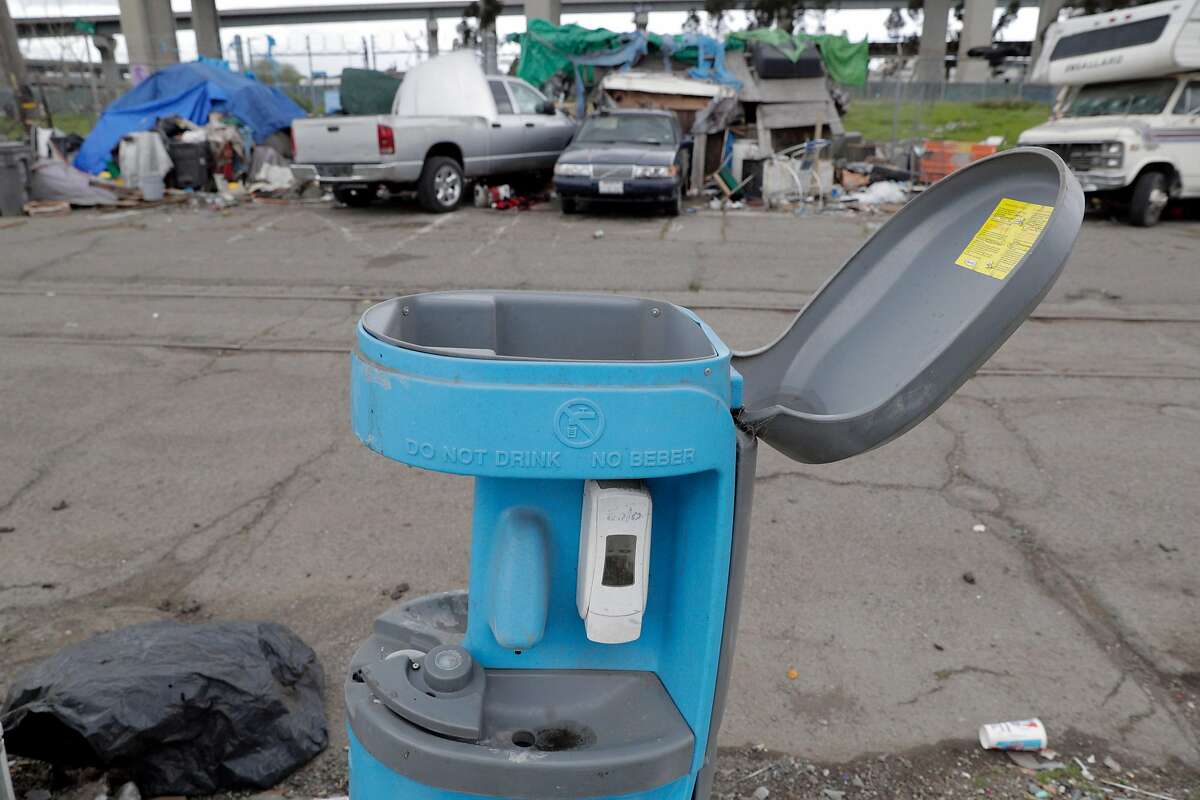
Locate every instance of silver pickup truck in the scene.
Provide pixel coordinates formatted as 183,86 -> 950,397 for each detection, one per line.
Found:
290,51 -> 576,212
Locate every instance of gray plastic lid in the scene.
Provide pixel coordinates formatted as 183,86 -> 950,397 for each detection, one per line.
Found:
734,147 -> 1084,464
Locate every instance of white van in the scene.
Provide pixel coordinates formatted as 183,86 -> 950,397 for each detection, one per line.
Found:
1018,0 -> 1200,225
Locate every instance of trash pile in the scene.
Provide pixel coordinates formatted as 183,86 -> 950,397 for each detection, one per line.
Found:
0,59 -> 317,219
0,117 -> 313,218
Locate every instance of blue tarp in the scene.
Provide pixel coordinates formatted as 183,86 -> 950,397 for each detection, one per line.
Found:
75,61 -> 305,175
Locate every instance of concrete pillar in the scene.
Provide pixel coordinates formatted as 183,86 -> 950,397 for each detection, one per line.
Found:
118,0 -> 178,83
191,0 -> 222,60
0,0 -> 30,108
914,0 -> 951,84
956,0 -> 994,82
524,0 -> 561,26
93,34 -> 122,99
427,13 -> 439,57
1030,0 -> 1065,71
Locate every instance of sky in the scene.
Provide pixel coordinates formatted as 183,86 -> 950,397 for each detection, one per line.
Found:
12,0 -> 1040,77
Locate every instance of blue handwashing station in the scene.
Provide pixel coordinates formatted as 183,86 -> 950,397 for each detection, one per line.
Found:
346,149 -> 1084,800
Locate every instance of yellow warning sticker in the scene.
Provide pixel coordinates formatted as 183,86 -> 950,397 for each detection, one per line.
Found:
955,198 -> 1055,280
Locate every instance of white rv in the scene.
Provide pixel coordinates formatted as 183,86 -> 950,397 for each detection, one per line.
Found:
1018,0 -> 1200,225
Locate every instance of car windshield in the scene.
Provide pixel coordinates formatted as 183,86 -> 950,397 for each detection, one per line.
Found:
1065,79 -> 1178,117
577,115 -> 676,145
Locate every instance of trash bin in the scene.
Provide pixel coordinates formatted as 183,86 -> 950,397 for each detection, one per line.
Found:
168,142 -> 210,191
346,148 -> 1085,800
0,141 -> 33,217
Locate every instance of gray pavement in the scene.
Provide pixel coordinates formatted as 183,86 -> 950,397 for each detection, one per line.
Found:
0,200 -> 1198,775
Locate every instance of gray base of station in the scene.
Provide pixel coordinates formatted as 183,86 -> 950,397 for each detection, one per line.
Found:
347,594 -> 694,799
346,431 -> 759,800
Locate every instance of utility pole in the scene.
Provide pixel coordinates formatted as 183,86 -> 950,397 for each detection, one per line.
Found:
426,12 -> 439,58
482,26 -> 497,74
232,34 -> 246,71
0,0 -> 36,130
305,35 -> 317,110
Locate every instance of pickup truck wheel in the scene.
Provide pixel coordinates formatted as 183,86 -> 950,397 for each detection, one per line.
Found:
334,186 -> 377,207
1128,171 -> 1168,227
418,157 -> 463,213
561,197 -> 577,214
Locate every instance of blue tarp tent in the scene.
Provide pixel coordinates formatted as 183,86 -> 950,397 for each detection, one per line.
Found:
75,61 -> 306,174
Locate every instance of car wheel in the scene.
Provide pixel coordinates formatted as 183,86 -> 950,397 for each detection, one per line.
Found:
561,196 -> 577,214
334,186 -> 377,207
418,157 -> 464,213
1128,171 -> 1168,227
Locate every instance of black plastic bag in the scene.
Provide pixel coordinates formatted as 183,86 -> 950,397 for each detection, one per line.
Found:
1,620 -> 327,795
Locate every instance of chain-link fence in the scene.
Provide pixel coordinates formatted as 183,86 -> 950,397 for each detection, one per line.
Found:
840,78 -> 1058,174
847,80 -> 1056,105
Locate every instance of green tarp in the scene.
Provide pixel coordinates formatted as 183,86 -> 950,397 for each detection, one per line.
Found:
727,30 -> 869,86
510,21 -> 869,89
511,21 -> 629,89
339,67 -> 403,115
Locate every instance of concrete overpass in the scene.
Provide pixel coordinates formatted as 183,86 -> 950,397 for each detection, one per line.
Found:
15,0 -> 1044,39
2,0 -> 1059,117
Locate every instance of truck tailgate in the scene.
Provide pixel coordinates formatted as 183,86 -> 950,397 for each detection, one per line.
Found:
294,115 -> 386,164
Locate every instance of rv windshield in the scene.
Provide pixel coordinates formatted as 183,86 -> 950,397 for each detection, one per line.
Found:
1066,79 -> 1178,117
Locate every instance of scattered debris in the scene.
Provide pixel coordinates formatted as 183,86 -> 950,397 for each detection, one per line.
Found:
0,526 -> 14,534
50,500 -> 68,511
22,200 -> 71,216
114,782 -> 141,800
786,667 -> 799,680
752,785 -> 770,800
157,597 -> 203,616
1006,750 -> 1064,771
962,571 -> 976,585
845,180 -> 907,206
1104,754 -> 1123,771
1075,756 -> 1095,780
1100,780 -> 1179,800
593,230 -> 604,239
979,718 -> 1047,751
973,523 -> 987,533
384,582 -> 411,601
822,789 -> 845,800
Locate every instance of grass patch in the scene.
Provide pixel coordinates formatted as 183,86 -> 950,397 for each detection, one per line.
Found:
1,112 -> 98,142
842,99 -> 1051,148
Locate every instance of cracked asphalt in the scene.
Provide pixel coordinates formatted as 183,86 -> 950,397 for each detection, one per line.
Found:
0,198 -> 1197,788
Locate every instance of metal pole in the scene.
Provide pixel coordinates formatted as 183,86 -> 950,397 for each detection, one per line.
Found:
362,36 -> 369,68
233,33 -> 245,71
370,34 -> 377,69
305,34 -> 317,110
84,34 -> 101,119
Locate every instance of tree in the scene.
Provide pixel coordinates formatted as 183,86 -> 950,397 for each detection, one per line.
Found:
749,0 -> 805,30
251,58 -> 302,86
458,0 -> 502,49
704,0 -> 737,30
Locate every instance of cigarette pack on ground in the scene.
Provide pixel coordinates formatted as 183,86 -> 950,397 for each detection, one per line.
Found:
979,718 -> 1048,751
